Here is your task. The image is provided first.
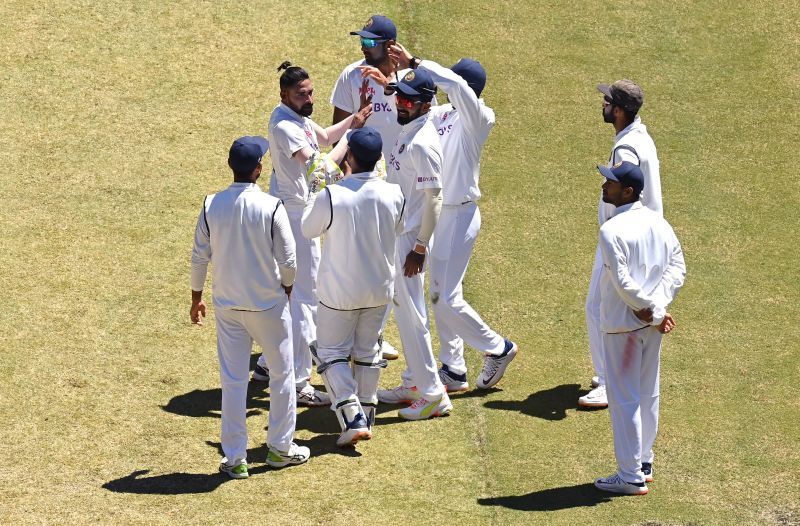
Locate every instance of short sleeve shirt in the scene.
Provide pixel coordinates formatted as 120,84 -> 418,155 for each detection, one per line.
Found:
267,103 -> 320,210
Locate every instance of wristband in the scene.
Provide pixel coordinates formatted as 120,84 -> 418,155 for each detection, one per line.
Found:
410,56 -> 421,69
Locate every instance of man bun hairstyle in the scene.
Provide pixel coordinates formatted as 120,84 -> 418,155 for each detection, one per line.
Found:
277,61 -> 309,90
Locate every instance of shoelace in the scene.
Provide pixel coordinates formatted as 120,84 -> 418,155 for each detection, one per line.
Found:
482,355 -> 500,377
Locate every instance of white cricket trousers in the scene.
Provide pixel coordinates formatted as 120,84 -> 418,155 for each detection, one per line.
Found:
603,326 -> 662,484
287,209 -> 318,389
395,231 -> 445,399
430,203 -> 504,375
316,303 -> 388,404
586,244 -> 606,386
215,302 -> 296,462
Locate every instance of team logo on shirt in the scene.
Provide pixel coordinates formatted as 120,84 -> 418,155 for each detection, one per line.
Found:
404,71 -> 415,82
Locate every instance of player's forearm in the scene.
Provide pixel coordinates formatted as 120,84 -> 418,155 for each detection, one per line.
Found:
417,188 -> 442,247
317,116 -> 354,147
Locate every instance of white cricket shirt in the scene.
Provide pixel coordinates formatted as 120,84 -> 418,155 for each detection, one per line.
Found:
267,103 -> 320,211
191,183 -> 296,311
301,170 -> 405,310
386,113 -> 443,236
598,201 -> 686,333
330,61 -> 411,160
598,116 -> 662,225
423,59 -> 495,205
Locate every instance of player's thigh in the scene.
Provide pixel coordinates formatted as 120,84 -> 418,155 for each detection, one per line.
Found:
317,304 -> 357,361
353,305 -> 388,361
244,303 -> 293,373
216,309 -> 253,380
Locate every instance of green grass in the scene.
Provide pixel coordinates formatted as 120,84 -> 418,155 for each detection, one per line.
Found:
0,1 -> 798,524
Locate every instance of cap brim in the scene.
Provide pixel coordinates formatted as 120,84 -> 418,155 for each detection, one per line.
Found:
596,83 -> 612,98
350,30 -> 383,39
596,164 -> 618,181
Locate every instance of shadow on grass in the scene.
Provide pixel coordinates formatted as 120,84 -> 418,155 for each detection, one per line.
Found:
478,483 -> 618,511
483,383 -> 592,420
161,381 -> 271,418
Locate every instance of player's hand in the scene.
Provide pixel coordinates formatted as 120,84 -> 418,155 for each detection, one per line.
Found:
388,43 -> 413,70
357,66 -> 390,87
658,313 -> 676,334
403,249 -> 425,277
634,307 -> 653,323
283,284 -> 293,299
352,101 -> 373,129
190,300 -> 206,325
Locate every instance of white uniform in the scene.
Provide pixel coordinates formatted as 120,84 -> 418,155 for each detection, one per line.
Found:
387,113 -> 446,399
587,116 -> 661,387
301,170 -> 405,424
267,102 -> 321,389
191,182 -> 297,462
418,59 -> 505,377
331,61 -> 408,161
598,201 -> 685,483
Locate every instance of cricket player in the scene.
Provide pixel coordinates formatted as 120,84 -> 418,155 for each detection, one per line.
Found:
190,136 -> 310,478
581,79 -> 663,409
301,127 -> 405,447
376,68 -> 453,420
388,44 -> 518,392
591,161 -> 685,495
254,62 -> 372,406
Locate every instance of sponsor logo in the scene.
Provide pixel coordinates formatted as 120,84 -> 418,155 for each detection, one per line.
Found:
417,176 -> 439,183
398,144 -> 405,153
373,102 -> 393,112
438,124 -> 453,136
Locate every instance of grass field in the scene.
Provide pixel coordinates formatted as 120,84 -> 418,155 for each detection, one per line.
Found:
1,1 -> 798,524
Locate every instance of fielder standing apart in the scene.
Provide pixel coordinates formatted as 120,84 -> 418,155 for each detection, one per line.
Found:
581,79 -> 663,409
301,127 -> 405,447
255,62 -> 371,406
377,69 -> 453,420
190,136 -> 310,478
591,161 -> 685,495
388,43 -> 518,393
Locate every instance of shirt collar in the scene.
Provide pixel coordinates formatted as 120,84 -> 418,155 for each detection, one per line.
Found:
613,200 -> 643,217
400,112 -> 429,135
230,182 -> 260,189
614,115 -> 642,142
279,102 -> 305,123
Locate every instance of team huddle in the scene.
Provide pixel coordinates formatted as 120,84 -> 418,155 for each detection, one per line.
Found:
189,15 -> 686,496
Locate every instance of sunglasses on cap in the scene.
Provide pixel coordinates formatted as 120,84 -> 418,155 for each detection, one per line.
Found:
360,37 -> 385,48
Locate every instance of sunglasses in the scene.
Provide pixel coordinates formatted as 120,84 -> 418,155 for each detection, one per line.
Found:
395,93 -> 422,109
360,37 -> 385,48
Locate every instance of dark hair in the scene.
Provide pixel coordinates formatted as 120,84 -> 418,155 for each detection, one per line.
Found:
277,61 -> 309,90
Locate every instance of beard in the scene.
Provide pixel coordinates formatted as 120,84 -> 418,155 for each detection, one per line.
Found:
297,103 -> 313,117
602,105 -> 614,123
364,48 -> 386,67
397,112 -> 414,125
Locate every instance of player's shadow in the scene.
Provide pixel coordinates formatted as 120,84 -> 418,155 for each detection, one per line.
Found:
478,483 -> 619,511
482,384 -> 589,420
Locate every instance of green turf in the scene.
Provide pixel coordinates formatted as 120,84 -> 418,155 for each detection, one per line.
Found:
0,1 -> 798,525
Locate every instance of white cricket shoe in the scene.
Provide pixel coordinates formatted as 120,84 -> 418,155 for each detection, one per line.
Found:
266,443 -> 310,468
380,339 -> 400,361
336,412 -> 373,447
219,457 -> 248,479
377,385 -> 420,404
642,462 -> 654,483
578,385 -> 608,408
591,375 -> 600,388
594,473 -> 648,495
438,366 -> 469,392
398,392 -> 452,420
476,340 -> 518,389
296,385 -> 331,407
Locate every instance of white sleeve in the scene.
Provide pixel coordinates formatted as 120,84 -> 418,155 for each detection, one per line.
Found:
650,226 -> 686,323
411,142 -> 443,192
418,59 -> 494,134
272,202 -> 296,287
330,68 -> 356,113
274,120 -> 308,157
190,197 -> 211,291
641,156 -> 663,217
301,188 -> 332,240
598,227 -> 655,312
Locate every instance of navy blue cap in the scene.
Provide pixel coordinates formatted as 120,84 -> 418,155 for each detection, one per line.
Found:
228,136 -> 269,174
597,161 -> 644,194
350,15 -> 397,40
396,68 -> 437,102
348,127 -> 383,165
451,58 -> 487,97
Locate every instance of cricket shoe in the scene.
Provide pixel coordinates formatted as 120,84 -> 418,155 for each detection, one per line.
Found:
336,412 -> 373,447
578,385 -> 608,408
377,385 -> 420,404
297,385 -> 331,407
398,391 -> 452,420
266,443 -> 310,468
591,375 -> 600,388
379,337 -> 400,360
438,365 -> 469,392
642,462 -> 654,483
594,473 -> 648,495
476,339 -> 518,389
251,364 -> 269,382
219,457 -> 248,479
